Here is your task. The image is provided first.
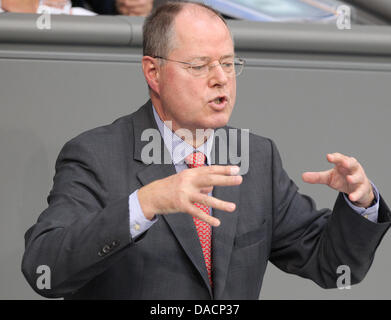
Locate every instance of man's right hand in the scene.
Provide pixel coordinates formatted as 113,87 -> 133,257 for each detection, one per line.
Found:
137,165 -> 242,227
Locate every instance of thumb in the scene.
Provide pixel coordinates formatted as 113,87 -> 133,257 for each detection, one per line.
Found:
302,170 -> 331,185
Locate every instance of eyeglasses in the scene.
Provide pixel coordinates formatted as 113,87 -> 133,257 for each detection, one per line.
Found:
154,56 -> 245,77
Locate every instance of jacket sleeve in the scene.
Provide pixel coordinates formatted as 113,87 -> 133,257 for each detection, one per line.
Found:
21,138 -> 133,298
268,139 -> 391,288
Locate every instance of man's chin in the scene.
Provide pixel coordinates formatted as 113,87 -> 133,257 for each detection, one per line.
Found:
208,113 -> 231,129
180,113 -> 231,132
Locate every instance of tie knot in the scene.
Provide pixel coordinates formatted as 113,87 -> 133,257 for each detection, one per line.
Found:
185,152 -> 206,168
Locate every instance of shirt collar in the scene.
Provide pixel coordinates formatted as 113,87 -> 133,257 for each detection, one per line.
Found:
152,105 -> 214,165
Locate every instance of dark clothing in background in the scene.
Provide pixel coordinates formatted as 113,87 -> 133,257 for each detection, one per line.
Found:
72,0 -> 177,15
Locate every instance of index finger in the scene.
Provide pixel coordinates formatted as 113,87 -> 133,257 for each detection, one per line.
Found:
200,165 -> 241,176
327,153 -> 359,173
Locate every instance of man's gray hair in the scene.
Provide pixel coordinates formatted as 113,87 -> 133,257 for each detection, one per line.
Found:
142,1 -> 229,59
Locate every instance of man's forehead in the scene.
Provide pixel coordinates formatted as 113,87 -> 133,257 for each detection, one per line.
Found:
170,8 -> 233,59
173,5 -> 231,40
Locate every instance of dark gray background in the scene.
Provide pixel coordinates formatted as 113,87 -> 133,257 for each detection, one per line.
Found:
0,14 -> 390,299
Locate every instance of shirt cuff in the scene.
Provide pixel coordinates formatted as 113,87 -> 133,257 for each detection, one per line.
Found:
343,182 -> 380,223
128,189 -> 158,240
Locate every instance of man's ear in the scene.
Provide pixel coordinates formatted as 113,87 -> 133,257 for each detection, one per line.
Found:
142,56 -> 160,94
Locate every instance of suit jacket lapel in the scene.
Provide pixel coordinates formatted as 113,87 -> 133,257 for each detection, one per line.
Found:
132,101 -> 213,298
211,128 -> 241,299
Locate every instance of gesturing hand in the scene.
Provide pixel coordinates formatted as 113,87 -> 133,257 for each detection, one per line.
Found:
138,165 -> 242,227
302,153 -> 375,208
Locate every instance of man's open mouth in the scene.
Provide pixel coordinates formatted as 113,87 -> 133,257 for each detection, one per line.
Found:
210,96 -> 228,105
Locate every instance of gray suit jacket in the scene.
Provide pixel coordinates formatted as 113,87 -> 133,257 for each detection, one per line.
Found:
22,100 -> 391,299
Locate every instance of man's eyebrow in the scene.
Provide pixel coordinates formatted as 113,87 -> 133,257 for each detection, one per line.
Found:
188,54 -> 235,61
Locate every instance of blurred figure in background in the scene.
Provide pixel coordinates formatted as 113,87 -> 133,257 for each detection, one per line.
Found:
73,0 -> 178,16
0,0 -> 181,16
1,0 -> 95,15
1,0 -> 40,12
116,0 -> 153,16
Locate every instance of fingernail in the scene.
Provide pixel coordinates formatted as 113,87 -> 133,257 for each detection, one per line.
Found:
230,166 -> 240,175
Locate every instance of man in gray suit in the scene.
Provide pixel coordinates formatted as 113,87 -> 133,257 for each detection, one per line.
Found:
22,1 -> 390,299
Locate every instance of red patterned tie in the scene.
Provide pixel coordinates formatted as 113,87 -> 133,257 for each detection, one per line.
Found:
184,152 -> 212,286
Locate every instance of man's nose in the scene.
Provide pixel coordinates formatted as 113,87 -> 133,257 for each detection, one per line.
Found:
208,63 -> 228,87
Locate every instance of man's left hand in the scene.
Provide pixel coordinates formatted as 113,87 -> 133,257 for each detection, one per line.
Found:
302,152 -> 375,208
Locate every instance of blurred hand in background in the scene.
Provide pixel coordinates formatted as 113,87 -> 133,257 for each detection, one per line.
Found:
2,0 -> 72,13
2,0 -> 39,13
116,0 -> 153,16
